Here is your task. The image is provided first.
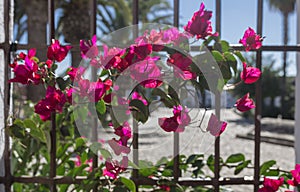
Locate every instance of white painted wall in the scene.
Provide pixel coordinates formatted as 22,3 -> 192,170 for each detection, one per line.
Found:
0,0 -> 13,191
0,0 -> 5,189
296,0 -> 300,163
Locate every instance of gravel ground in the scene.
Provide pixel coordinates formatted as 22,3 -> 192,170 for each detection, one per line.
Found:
99,108 -> 295,191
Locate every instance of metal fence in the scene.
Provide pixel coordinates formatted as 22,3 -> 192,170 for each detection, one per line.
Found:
0,0 -> 300,191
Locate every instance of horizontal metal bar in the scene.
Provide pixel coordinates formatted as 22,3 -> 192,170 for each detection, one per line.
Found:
132,177 -> 261,186
0,176 -> 262,186
191,45 -> 300,52
2,42 -> 300,52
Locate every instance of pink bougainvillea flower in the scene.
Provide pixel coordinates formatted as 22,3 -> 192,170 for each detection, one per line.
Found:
9,57 -> 40,85
77,79 -> 90,97
47,39 -> 72,62
234,93 -> 255,112
80,35 -> 98,59
66,87 -> 75,104
258,177 -> 284,192
167,53 -> 196,80
240,62 -> 262,84
130,44 -> 152,61
132,92 -> 148,105
287,164 -> 300,186
87,79 -> 107,102
108,139 -> 131,155
103,156 -> 128,179
206,113 -> 227,137
45,59 -> 53,68
74,155 -> 93,172
159,185 -> 171,191
130,56 -> 163,88
75,155 -> 82,167
158,105 -> 191,132
17,48 -> 36,61
239,27 -> 263,51
114,122 -> 132,139
34,86 -> 67,121
67,66 -> 85,81
183,2 -> 218,39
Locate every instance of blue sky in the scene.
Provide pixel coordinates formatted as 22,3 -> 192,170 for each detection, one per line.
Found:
178,0 -> 297,76
16,0 -> 298,76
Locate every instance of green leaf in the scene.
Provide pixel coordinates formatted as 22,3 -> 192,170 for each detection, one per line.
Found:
186,154 -> 204,164
260,160 -> 277,175
168,86 -> 180,104
220,40 -> 230,52
207,155 -> 215,173
234,51 -> 246,63
57,165 -> 66,175
129,99 -> 149,123
224,52 -> 237,73
128,160 -> 140,169
220,62 -> 232,80
7,124 -> 25,138
152,88 -> 175,108
56,77 -> 69,90
113,187 -> 128,192
263,169 -> 280,176
234,160 -> 251,175
96,100 -> 106,115
99,148 -> 112,159
120,177 -> 136,192
211,50 -> 224,63
161,169 -> 173,177
155,157 -> 169,166
23,119 -> 46,143
138,160 -> 156,177
75,137 -> 86,149
225,153 -> 245,164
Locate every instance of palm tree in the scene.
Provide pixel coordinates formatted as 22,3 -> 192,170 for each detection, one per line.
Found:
268,0 -> 296,118
14,0 -> 48,102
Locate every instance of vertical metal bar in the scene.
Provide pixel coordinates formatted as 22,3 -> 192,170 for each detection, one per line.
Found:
4,0 -> 12,190
254,0 -> 263,191
132,0 -> 139,184
214,0 -> 221,191
173,0 -> 180,183
48,0 -> 55,40
50,112 -> 56,192
48,0 -> 56,191
89,1 -> 98,191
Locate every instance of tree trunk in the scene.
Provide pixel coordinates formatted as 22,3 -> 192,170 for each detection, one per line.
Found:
25,0 -> 47,102
281,12 -> 289,118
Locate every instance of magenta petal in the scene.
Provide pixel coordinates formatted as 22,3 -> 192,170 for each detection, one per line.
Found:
206,113 -> 227,137
235,93 -> 255,112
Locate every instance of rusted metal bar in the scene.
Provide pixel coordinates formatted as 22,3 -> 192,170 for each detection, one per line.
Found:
132,177 -> 261,186
89,1 -> 98,191
4,0 -> 12,191
50,112 -> 57,192
48,0 -> 56,191
254,0 -> 263,191
132,0 -> 139,185
173,0 -> 180,183
214,0 -> 221,191
191,45 -> 300,52
5,43 -> 300,52
1,175 -> 262,186
48,0 -> 55,40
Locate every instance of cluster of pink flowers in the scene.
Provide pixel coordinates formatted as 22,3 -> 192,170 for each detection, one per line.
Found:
8,1 -> 266,181
258,164 -> 300,191
103,121 -> 133,178
9,49 -> 41,85
184,2 -> 218,39
158,105 -> 191,132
